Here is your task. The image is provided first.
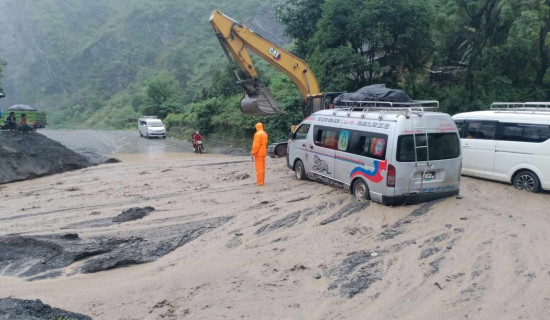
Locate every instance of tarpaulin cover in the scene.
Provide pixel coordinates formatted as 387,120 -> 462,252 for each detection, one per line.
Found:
9,104 -> 36,111
334,84 -> 412,104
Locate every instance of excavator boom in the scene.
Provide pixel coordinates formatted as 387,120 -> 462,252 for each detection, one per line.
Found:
209,10 -> 323,116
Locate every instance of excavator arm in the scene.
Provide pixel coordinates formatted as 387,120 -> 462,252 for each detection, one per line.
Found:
209,10 -> 324,116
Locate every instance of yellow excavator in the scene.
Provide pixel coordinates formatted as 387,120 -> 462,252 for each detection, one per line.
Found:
209,10 -> 341,156
209,10 -> 338,120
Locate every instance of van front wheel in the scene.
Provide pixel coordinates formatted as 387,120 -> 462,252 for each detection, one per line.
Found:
294,160 -> 306,180
353,179 -> 370,200
513,171 -> 541,193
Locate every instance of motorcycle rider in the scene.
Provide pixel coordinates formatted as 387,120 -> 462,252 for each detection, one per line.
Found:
192,131 -> 204,152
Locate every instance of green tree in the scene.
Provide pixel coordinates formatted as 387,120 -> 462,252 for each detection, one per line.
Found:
140,72 -> 183,119
306,0 -> 434,89
534,0 -> 550,87
275,0 -> 326,57
455,0 -> 503,98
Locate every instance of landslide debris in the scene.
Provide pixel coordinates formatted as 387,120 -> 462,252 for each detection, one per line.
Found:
112,206 -> 155,223
0,216 -> 232,280
0,131 -> 99,184
0,298 -> 92,320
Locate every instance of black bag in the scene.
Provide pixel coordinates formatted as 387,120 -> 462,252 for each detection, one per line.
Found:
334,84 -> 412,105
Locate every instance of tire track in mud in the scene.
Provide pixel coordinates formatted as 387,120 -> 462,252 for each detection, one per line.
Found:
325,199 -> 467,299
253,199 -> 363,236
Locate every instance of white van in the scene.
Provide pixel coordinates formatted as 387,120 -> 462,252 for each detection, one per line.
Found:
287,101 -> 462,205
138,116 -> 166,139
453,102 -> 550,192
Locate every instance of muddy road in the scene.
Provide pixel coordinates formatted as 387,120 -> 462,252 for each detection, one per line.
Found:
1,131 -> 550,319
40,129 -> 247,162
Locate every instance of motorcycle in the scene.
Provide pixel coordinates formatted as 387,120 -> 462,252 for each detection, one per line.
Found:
194,140 -> 204,154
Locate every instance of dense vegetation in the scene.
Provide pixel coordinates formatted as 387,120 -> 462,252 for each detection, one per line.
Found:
1,0 -> 550,144
0,0 -> 273,129
170,0 -> 550,142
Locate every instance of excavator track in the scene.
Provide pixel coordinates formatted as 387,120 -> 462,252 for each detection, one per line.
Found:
267,142 -> 288,158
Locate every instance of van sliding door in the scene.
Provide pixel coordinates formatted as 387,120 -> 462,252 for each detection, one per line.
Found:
462,120 -> 497,178
308,125 -> 337,182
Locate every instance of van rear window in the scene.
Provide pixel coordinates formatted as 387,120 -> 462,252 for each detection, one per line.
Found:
500,123 -> 550,143
397,133 -> 460,162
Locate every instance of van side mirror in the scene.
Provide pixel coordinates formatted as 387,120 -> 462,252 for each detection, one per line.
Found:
289,132 -> 296,140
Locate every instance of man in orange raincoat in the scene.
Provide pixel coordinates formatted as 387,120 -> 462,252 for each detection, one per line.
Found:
251,122 -> 268,186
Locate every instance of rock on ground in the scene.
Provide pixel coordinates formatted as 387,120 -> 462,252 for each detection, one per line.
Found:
0,298 -> 92,320
0,131 -> 97,184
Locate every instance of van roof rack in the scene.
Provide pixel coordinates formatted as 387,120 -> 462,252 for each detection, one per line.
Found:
490,102 -> 550,113
335,100 -> 439,113
140,116 -> 159,119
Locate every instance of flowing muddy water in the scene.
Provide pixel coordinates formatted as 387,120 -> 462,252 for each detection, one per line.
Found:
39,129 -> 249,162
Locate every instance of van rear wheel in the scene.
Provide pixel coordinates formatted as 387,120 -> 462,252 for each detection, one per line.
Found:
294,160 -> 306,180
353,179 -> 370,200
513,171 -> 541,193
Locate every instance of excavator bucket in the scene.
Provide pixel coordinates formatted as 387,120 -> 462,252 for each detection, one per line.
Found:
240,87 -> 284,116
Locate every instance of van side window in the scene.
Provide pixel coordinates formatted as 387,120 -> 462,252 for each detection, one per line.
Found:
347,131 -> 387,160
500,123 -> 550,143
465,121 -> 497,139
314,126 -> 339,149
454,120 -> 465,138
294,124 -> 310,140
338,130 -> 350,151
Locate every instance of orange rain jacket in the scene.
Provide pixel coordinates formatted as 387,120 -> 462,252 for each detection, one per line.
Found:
251,123 -> 268,185
251,123 -> 268,157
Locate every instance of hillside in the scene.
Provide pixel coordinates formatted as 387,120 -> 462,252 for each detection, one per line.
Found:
0,0 -> 287,128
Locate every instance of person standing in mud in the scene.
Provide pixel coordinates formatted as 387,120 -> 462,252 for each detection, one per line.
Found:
251,122 -> 268,186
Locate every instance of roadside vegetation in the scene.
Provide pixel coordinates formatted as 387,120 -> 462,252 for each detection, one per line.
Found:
170,0 -> 550,142
1,0 -> 550,143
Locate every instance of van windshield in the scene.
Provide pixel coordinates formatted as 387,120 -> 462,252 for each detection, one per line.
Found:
397,133 -> 460,162
148,121 -> 163,127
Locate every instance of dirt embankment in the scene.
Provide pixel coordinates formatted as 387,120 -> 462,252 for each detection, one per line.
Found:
0,131 -> 116,184
0,154 -> 549,320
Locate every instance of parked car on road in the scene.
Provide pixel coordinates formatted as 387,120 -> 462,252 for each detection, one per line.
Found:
453,102 -> 550,192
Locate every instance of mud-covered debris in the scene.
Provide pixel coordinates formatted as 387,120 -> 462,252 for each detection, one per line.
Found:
256,211 -> 301,235
420,247 -> 440,259
0,298 -> 92,320
460,217 -> 468,220
434,282 -> 443,290
0,216 -> 232,279
286,196 -> 311,203
425,256 -> 445,277
112,206 -> 155,223
104,157 -> 121,163
313,273 -> 322,279
226,236 -> 242,249
236,173 -> 250,180
377,200 -> 441,241
320,200 -> 370,225
290,264 -> 308,271
0,132 -> 95,184
62,233 -> 79,240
